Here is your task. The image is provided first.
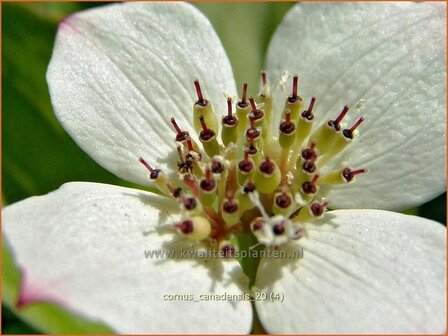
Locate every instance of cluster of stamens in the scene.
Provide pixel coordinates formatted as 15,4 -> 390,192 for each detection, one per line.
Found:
140,72 -> 367,258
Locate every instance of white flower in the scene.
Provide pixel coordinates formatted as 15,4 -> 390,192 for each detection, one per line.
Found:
3,2 -> 446,334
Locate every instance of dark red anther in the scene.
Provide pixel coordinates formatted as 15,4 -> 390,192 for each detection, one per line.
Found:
199,115 -> 215,141
199,168 -> 216,192
221,244 -> 236,258
176,220 -> 194,234
275,192 -> 292,209
301,96 -> 316,120
279,111 -> 295,134
238,148 -> 253,173
342,168 -> 368,182
139,157 -> 161,180
246,113 -> 261,140
301,141 -> 318,161
243,180 -> 256,193
343,117 -> 365,139
260,157 -> 275,175
211,159 -> 224,174
223,192 -> 238,214
301,174 -> 320,194
328,106 -> 349,131
302,160 -> 316,173
288,75 -> 301,103
273,222 -> 285,235
310,200 -> 330,217
182,197 -> 197,211
223,98 -> 238,126
194,80 -> 207,106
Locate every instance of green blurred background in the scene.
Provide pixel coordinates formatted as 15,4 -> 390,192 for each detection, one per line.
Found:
2,2 -> 445,334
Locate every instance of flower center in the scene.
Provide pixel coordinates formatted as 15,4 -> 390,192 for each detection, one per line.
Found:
140,72 -> 367,256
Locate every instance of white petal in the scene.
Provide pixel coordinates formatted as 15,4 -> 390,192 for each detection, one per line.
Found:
266,3 -> 446,209
47,3 -> 236,186
255,209 -> 446,333
3,182 -> 252,333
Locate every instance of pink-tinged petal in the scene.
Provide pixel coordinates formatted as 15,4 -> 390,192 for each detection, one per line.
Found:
3,182 -> 252,333
48,2 -> 236,186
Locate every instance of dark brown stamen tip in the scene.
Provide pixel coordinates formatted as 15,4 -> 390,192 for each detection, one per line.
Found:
194,80 -> 207,106
260,158 -> 275,175
343,117 -> 365,139
223,99 -> 238,126
279,111 -> 295,134
200,176 -> 216,192
301,96 -> 316,120
261,71 -> 267,86
301,175 -> 319,194
329,105 -> 349,131
273,222 -> 285,235
238,151 -> 254,172
139,157 -> 161,179
310,201 -> 330,217
342,167 -> 368,182
211,160 -> 224,174
223,200 -> 238,214
301,142 -> 318,161
183,197 -> 197,211
248,144 -> 257,156
275,192 -> 292,209
176,220 -> 194,234
199,116 -> 215,141
243,180 -> 255,193
302,160 -> 316,173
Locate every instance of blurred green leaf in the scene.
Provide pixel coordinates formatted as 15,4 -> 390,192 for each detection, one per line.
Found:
2,3 -> 134,206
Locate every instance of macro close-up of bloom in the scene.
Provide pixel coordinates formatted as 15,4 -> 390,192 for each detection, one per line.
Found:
2,1 -> 446,334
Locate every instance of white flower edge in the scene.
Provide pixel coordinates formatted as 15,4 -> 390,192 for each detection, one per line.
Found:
2,182 -> 252,333
266,2 -> 446,210
255,209 -> 446,333
47,2 -> 236,187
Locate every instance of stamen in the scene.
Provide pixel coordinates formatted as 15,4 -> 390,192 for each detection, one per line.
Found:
139,157 -> 160,179
343,117 -> 365,139
288,75 -> 300,103
211,159 -> 224,174
194,80 -> 207,106
279,110 -> 295,134
260,157 -> 274,174
250,217 -> 264,232
220,243 -> 236,258
200,169 -> 216,191
273,222 -> 285,235
243,180 -> 256,193
227,97 -> 233,118
301,96 -> 316,120
301,174 -> 320,194
275,192 -> 292,209
310,200 -> 330,217
223,193 -> 238,214
302,160 -> 316,173
182,197 -> 197,211
176,220 -> 194,234
342,168 -> 368,182
328,105 -> 349,131
222,98 -> 237,126
238,148 -> 253,173
301,141 -> 318,161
